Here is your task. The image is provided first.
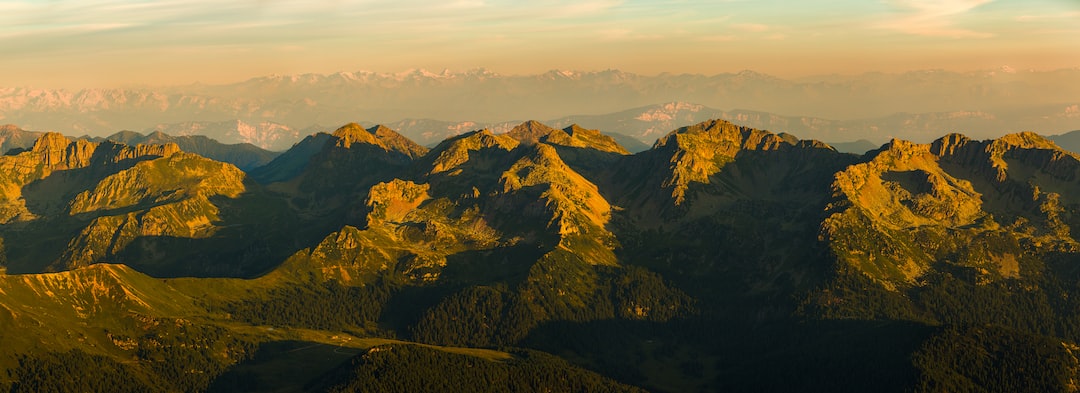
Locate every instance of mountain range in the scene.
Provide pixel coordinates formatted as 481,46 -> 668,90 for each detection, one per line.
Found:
2,118 -> 1080,391
2,68 -> 1078,149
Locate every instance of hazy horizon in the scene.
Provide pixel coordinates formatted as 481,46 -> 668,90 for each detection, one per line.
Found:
4,65 -> 1080,90
2,0 -> 1078,89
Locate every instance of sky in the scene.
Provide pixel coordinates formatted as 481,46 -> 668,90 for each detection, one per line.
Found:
1,0 -> 1078,88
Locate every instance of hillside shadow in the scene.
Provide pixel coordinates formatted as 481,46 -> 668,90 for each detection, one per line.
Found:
438,244 -> 545,287
7,183 -> 334,278
550,145 -> 625,183
20,148 -> 163,217
521,317 -> 936,393
604,146 -> 857,317
0,217 -> 85,273
881,170 -> 933,196
207,340 -> 364,393
416,143 -> 518,200
102,191 -> 334,278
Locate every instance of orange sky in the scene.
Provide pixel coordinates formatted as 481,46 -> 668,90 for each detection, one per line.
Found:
1,0 -> 1078,88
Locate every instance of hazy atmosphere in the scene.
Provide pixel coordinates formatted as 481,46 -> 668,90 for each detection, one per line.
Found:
2,0 -> 1079,147
2,0 -> 1078,87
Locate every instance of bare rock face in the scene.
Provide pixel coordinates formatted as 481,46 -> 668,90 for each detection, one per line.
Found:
823,132 -> 1080,289
92,141 -> 181,167
0,134 -> 181,223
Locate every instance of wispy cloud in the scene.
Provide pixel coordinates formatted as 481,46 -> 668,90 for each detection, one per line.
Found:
876,0 -> 995,38
443,0 -> 486,9
698,35 -> 737,42
732,23 -> 769,33
1016,11 -> 1080,22
552,0 -> 623,18
596,27 -> 665,42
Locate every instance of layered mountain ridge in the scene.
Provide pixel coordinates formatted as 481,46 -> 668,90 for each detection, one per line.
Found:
1,118 -> 1080,392
4,67 -> 1079,151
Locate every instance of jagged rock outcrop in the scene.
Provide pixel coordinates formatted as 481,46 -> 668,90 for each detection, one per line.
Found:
823,132 -> 1080,289
0,134 -> 181,222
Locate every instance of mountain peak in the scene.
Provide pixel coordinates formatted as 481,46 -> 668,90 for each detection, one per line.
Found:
106,130 -> 147,142
365,124 -> 428,158
504,121 -> 629,155
146,130 -> 171,140
994,131 -> 1059,151
507,120 -> 561,145
31,132 -> 72,153
328,122 -> 428,158
0,124 -> 25,133
657,119 -> 790,153
562,124 -> 591,136
641,119 -> 835,206
426,129 -> 520,176
930,133 -> 973,156
366,124 -> 397,138
331,123 -> 382,148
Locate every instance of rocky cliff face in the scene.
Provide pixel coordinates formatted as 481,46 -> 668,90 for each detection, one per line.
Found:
0,133 -> 181,223
823,132 -> 1080,289
0,132 -> 287,276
